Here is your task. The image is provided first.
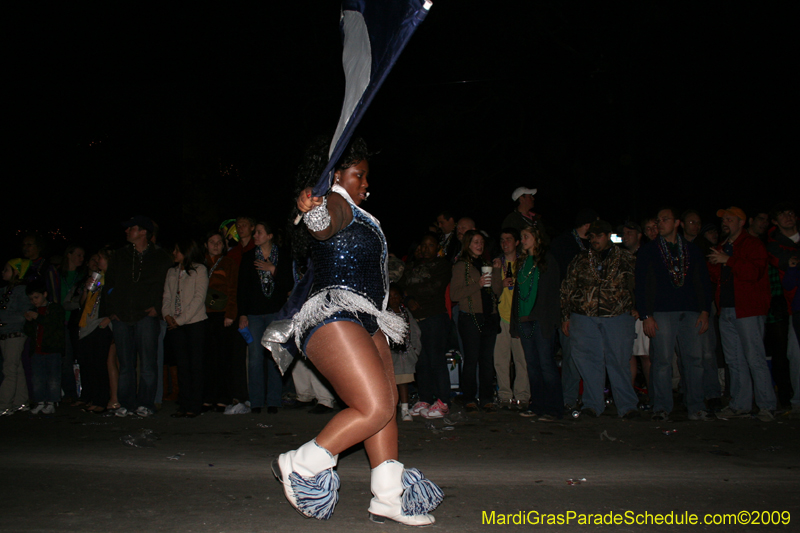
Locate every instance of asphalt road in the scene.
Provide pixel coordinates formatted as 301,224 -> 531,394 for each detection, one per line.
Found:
2,402 -> 798,532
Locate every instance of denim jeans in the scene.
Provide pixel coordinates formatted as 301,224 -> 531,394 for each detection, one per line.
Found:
113,316 -> 161,411
416,313 -> 452,405
559,328 -> 581,407
718,308 -> 776,411
458,313 -> 497,405
570,313 -> 638,416
61,326 -> 78,398
0,336 -> 28,408
247,313 -> 282,408
32,352 -> 61,403
650,311 -> 706,414
787,317 -> 800,408
700,303 -> 720,399
156,319 -> 166,403
519,322 -> 563,417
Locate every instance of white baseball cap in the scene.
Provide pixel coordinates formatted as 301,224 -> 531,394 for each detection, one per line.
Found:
512,187 -> 537,201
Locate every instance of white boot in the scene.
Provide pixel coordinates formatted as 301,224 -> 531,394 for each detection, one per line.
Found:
368,460 -> 443,526
272,439 -> 340,520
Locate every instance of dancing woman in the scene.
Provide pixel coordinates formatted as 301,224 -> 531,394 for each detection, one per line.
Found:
272,138 -> 442,525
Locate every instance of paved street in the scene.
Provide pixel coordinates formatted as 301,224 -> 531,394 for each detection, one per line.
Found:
2,402 -> 798,532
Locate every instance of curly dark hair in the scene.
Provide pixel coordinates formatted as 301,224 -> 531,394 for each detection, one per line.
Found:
288,136 -> 374,262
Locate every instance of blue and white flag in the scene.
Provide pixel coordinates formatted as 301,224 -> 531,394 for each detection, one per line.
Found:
312,0 -> 432,197
265,0 -> 431,373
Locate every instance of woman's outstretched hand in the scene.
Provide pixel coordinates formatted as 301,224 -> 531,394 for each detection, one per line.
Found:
297,187 -> 324,213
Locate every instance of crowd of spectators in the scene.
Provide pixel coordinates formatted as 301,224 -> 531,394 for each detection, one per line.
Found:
1,189 -> 798,427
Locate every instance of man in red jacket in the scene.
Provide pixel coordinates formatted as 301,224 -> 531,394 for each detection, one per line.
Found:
707,207 -> 776,421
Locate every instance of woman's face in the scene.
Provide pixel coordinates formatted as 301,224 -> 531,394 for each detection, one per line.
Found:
253,225 -> 272,247
87,254 -> 100,272
336,160 -> 369,205
172,246 -> 185,264
468,234 -> 485,258
97,254 -> 109,272
67,248 -> 85,269
206,234 -> 225,257
2,263 -> 14,282
521,230 -> 538,253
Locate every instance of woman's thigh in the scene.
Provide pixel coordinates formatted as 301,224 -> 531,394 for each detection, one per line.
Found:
306,321 -> 394,412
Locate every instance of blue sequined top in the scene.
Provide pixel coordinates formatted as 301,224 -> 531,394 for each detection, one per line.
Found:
308,192 -> 388,310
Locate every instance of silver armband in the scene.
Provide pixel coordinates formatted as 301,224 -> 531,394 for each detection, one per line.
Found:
303,196 -> 331,231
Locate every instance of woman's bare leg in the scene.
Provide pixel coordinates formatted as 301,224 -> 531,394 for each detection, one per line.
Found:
397,383 -> 409,404
307,321 -> 398,467
362,331 -> 398,467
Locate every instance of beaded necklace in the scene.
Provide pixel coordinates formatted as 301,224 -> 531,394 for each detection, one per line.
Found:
587,245 -> 621,283
175,268 -> 187,317
517,256 -> 538,302
656,235 -> 689,287
0,281 -> 20,327
256,244 -> 279,298
515,255 -> 539,339
0,282 -> 18,311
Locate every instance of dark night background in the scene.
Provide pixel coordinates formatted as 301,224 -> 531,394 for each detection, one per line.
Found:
5,2 -> 792,262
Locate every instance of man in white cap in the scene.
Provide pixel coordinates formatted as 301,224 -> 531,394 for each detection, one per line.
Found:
502,187 -> 537,231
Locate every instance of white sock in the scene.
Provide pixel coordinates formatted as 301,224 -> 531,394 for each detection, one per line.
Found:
401,403 -> 409,412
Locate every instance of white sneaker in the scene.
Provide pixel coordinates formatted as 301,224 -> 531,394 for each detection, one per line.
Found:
410,401 -> 430,417
41,403 -> 55,415
136,406 -> 154,418
421,399 -> 449,419
757,409 -> 775,422
115,407 -> 130,418
225,402 -> 251,415
716,406 -> 749,419
30,402 -> 46,414
401,409 -> 412,422
688,410 -> 712,421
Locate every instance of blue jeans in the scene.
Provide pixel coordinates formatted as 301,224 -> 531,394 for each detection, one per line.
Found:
790,317 -> 800,407
247,314 -> 282,408
156,319 -> 166,403
519,322 -> 563,417
61,326 -> 77,398
416,313 -> 451,405
559,328 -> 581,406
718,309 -> 776,411
650,311 -> 705,414
570,313 -> 638,416
113,316 -> 160,411
458,313 -> 497,405
700,304 -> 720,399
32,352 -> 61,403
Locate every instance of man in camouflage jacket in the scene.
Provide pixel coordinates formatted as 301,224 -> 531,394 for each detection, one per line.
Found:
560,220 -> 639,418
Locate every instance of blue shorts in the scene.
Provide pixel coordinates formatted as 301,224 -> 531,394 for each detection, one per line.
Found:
301,310 -> 380,353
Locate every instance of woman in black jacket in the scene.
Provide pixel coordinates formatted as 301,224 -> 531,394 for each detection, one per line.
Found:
510,224 -> 564,420
237,221 -> 292,413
